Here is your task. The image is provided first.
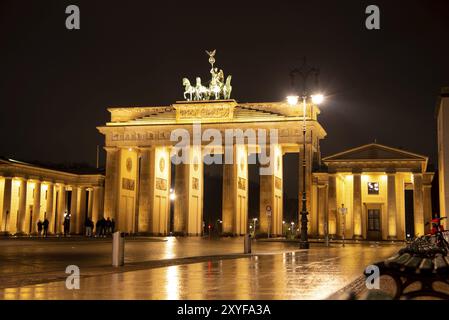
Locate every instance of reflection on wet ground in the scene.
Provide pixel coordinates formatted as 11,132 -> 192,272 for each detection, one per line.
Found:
0,243 -> 401,300
0,237 -> 299,277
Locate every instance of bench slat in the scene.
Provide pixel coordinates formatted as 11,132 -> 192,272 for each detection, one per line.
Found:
434,254 -> 448,274
405,256 -> 423,272
419,258 -> 434,274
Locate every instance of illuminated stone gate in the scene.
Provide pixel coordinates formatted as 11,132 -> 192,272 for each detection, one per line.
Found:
97,51 -> 433,239
97,99 -> 326,236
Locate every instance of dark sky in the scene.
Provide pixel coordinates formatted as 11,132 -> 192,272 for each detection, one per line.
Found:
1,0 -> 449,169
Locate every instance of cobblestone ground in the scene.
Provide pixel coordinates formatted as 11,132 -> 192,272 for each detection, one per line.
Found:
0,239 -> 401,300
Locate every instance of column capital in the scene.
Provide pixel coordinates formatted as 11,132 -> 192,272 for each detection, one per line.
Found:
137,146 -> 153,152
104,146 -> 118,153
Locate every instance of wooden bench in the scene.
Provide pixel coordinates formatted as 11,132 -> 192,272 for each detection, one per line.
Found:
366,245 -> 449,299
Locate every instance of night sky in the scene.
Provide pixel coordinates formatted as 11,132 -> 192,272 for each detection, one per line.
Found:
1,0 -> 449,170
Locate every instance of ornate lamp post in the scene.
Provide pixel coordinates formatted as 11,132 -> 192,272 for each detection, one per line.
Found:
287,58 -> 324,250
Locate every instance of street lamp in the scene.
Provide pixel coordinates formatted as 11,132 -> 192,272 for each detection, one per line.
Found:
170,188 -> 176,201
287,57 -> 325,250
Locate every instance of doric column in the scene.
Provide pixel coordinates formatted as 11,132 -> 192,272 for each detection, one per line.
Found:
55,184 -> 66,234
328,174 -> 337,237
387,173 -> 397,239
259,144 -> 283,236
413,173 -> 425,237
76,187 -> 87,234
45,183 -> 54,232
91,186 -> 103,225
137,147 -> 153,234
1,177 -> 13,233
104,147 -> 119,221
32,181 -> 41,234
150,146 -> 171,235
87,189 -> 93,219
316,174 -> 329,237
17,178 -> 27,233
353,173 -> 363,239
115,147 -> 139,234
222,144 -> 248,235
69,187 -> 78,234
174,146 -> 203,236
423,173 -> 434,235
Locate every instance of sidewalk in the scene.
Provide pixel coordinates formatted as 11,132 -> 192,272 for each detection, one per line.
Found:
0,237 -> 301,289
0,243 -> 402,300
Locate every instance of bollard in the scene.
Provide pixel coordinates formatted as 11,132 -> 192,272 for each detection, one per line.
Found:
112,231 -> 125,267
244,234 -> 252,254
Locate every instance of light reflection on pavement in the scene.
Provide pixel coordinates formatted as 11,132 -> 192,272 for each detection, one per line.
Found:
0,243 -> 401,300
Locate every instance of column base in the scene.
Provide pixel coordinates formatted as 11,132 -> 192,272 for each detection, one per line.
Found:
353,235 -> 364,240
172,231 -> 187,237
387,236 -> 397,241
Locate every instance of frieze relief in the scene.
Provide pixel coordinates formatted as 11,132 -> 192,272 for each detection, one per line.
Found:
156,178 -> 168,191
112,131 -> 171,142
275,177 -> 282,190
192,177 -> 199,190
122,178 -> 135,191
238,177 -> 247,191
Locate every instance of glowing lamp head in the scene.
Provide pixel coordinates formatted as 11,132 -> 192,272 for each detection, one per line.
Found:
311,94 -> 324,105
287,95 -> 299,106
170,192 -> 176,201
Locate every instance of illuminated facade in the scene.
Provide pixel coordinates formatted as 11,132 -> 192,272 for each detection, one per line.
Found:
98,100 -> 325,236
98,98 -> 433,240
321,144 -> 433,240
437,87 -> 449,226
0,159 -> 104,235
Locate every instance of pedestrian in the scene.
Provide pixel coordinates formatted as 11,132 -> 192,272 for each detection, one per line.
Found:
111,219 -> 115,234
42,218 -> 49,237
95,219 -> 101,237
37,220 -> 43,237
106,217 -> 112,236
100,217 -> 107,237
63,213 -> 71,237
85,218 -> 93,237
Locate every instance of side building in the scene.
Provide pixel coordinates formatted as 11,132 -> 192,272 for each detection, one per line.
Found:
317,143 -> 434,240
437,87 -> 449,225
0,158 -> 104,235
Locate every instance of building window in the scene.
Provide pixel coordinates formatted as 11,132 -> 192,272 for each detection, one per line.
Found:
368,182 -> 379,195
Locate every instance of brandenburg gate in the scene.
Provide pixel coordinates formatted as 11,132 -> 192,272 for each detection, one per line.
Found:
97,51 -> 326,236
98,51 -> 433,240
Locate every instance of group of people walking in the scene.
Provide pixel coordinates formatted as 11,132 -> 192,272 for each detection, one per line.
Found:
90,217 -> 115,237
36,215 -> 115,237
36,219 -> 50,237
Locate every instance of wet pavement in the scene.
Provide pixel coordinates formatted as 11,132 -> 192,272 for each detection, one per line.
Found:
0,241 -> 402,300
0,237 -> 301,288
0,237 -> 300,271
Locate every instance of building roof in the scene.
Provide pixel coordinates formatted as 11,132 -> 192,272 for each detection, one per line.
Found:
322,143 -> 429,173
0,157 -> 104,176
322,143 -> 427,162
